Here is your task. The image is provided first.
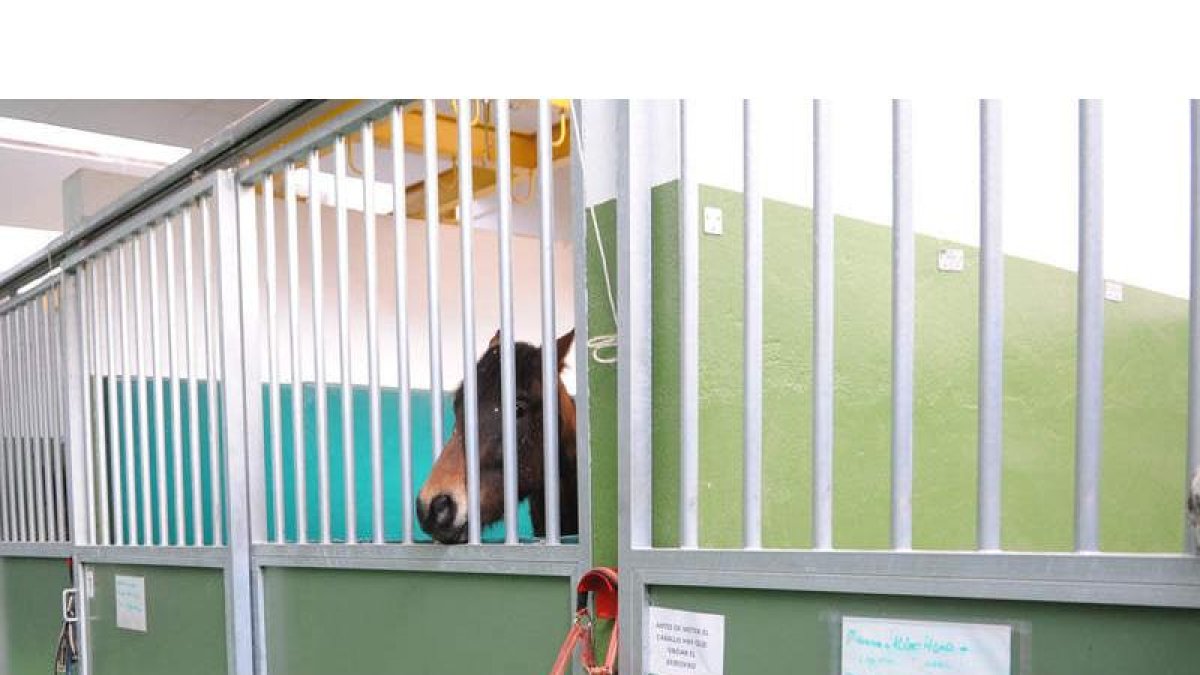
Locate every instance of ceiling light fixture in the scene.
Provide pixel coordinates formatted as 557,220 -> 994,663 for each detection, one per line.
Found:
0,116 -> 191,170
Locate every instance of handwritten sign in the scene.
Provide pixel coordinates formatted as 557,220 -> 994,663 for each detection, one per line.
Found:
114,575 -> 147,632
842,616 -> 1010,675
647,606 -> 725,675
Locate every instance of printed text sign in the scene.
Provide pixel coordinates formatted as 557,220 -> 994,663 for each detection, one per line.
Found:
842,616 -> 1010,675
647,606 -> 725,675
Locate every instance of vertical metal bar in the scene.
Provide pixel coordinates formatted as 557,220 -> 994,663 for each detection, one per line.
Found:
119,245 -> 139,545
424,100 -> 445,456
391,105 -> 415,544
50,287 -> 68,541
978,99 -> 1004,551
3,312 -> 13,541
64,271 -> 95,550
891,99 -> 915,551
201,197 -> 224,547
285,161 -> 308,544
32,299 -> 49,542
812,99 -> 835,550
334,134 -> 357,543
91,262 -> 111,545
1076,99 -> 1104,554
1188,99 -> 1200,553
16,305 -> 30,540
309,148 -> 332,545
132,235 -> 153,544
459,100 -> 482,545
537,99 -> 561,545
216,170 -> 258,675
264,173 -> 285,543
165,216 -> 186,545
496,99 -> 519,544
617,99 -> 654,675
0,312 -> 10,542
678,100 -> 700,550
77,269 -> 98,546
148,225 -> 169,545
363,120 -> 384,545
742,99 -> 763,550
183,208 -> 205,545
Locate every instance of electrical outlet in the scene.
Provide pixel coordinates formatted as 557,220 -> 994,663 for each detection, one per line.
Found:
938,248 -> 965,272
703,206 -> 723,235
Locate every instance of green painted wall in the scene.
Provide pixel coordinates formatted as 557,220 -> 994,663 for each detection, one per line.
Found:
86,564 -> 227,675
263,568 -> 568,674
650,584 -> 1200,674
0,557 -> 69,675
589,182 -> 1188,552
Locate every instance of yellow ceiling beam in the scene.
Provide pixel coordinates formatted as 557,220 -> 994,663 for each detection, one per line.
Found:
407,164 -> 498,223
246,100 -> 570,171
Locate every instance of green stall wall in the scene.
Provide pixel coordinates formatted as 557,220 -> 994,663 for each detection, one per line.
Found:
86,564 -> 227,675
0,557 -> 69,675
585,182 -> 1188,552
584,181 -> 1195,672
263,568 -> 569,674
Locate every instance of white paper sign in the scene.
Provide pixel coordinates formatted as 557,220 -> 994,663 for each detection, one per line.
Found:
114,575 -> 147,632
647,606 -> 725,675
842,617 -> 1010,675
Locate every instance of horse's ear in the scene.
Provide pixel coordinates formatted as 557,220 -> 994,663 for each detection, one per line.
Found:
488,330 -> 501,349
556,329 -> 575,371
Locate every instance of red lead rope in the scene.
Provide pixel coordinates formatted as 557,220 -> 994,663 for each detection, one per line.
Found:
549,567 -> 619,675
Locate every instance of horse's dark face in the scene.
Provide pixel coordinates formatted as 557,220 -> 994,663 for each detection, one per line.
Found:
417,330 -> 576,544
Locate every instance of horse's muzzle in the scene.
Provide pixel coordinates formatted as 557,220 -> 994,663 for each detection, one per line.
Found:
417,494 -> 467,544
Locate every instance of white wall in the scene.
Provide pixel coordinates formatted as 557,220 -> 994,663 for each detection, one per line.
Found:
580,98 -> 1194,299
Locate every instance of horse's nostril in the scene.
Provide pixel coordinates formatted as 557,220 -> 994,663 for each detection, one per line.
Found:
429,494 -> 456,529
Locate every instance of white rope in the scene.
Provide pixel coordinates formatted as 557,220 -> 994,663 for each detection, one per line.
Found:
569,100 -> 618,365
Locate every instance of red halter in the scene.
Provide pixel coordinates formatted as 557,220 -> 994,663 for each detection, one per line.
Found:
549,567 -> 619,675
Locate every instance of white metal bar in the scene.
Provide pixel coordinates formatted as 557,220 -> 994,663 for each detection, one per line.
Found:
334,134 -> 357,543
118,245 -> 138,545
1076,99 -> 1104,553
813,99 -> 835,550
743,99 -> 763,550
309,148 -> 332,545
133,234 -> 153,544
496,99 -> 519,544
459,100 -> 482,545
165,216 -> 186,545
264,173 -> 284,544
201,198 -> 224,547
424,100 -> 445,457
891,99 -> 915,551
537,99 -> 561,545
54,288 -> 68,540
679,100 -> 700,550
978,99 -> 1004,551
391,105 -> 414,544
617,99 -> 654,675
183,208 -> 204,545
1189,99 -> 1200,553
18,306 -> 33,542
32,298 -> 49,542
284,161 -> 308,544
216,170 -> 258,675
91,262 -> 111,545
148,225 -> 169,545
0,312 -> 11,541
75,268 -> 98,546
363,120 -> 384,545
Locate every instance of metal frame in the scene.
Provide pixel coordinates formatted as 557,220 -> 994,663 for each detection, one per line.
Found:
616,98 -> 1200,672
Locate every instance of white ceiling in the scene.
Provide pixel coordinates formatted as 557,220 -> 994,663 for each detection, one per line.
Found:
0,100 -> 266,234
